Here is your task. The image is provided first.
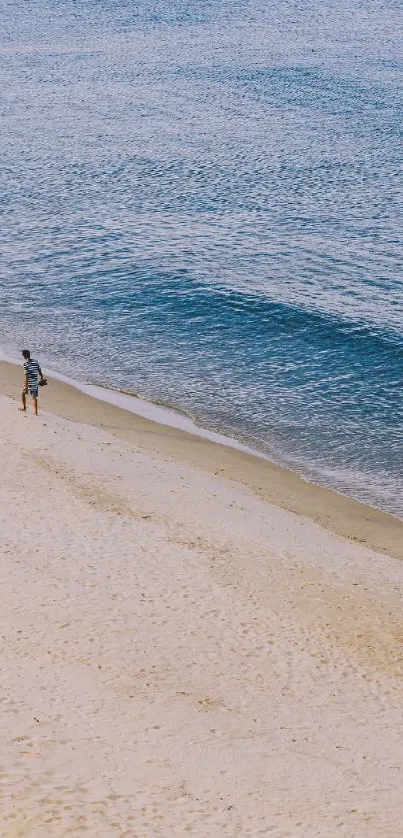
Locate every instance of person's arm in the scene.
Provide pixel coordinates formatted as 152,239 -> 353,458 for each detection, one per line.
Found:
38,364 -> 45,384
22,364 -> 28,393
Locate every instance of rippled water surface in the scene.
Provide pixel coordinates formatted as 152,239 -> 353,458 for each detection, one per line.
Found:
1,0 -> 402,515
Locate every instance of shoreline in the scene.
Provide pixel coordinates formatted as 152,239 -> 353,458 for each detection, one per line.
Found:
0,347 -> 304,461
3,348 -> 401,524
1,358 -> 402,559
0,348 -> 283,456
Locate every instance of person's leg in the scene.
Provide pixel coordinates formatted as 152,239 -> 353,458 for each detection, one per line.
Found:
19,390 -> 27,412
30,388 -> 39,415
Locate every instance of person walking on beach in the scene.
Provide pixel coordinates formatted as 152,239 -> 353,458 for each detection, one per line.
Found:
20,349 -> 45,416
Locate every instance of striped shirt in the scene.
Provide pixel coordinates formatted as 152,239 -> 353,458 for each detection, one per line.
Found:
23,358 -> 41,385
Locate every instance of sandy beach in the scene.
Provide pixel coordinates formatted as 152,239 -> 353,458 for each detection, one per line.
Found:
0,361 -> 403,837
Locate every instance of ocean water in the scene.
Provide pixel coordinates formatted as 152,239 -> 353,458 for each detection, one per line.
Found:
0,0 -> 402,516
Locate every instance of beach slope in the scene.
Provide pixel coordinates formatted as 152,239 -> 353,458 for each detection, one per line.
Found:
0,386 -> 402,837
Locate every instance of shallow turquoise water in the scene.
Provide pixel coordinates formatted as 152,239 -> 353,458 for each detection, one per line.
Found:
0,0 -> 402,515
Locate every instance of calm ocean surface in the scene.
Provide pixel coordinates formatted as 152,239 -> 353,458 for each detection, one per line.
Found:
1,0 -> 402,516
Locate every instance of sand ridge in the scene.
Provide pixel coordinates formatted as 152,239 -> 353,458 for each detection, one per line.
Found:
0,394 -> 402,836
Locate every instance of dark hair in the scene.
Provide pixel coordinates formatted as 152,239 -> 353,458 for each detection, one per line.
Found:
22,349 -> 31,359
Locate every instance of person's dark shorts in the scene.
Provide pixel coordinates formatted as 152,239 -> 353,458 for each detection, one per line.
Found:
23,386 -> 39,398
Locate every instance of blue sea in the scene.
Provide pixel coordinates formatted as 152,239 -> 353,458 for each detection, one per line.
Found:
0,0 -> 402,516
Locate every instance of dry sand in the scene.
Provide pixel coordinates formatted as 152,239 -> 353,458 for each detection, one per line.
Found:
0,363 -> 402,836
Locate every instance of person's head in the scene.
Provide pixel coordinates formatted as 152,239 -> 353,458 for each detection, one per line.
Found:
22,349 -> 31,360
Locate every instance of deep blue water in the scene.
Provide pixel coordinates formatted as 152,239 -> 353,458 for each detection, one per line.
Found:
0,0 -> 402,515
